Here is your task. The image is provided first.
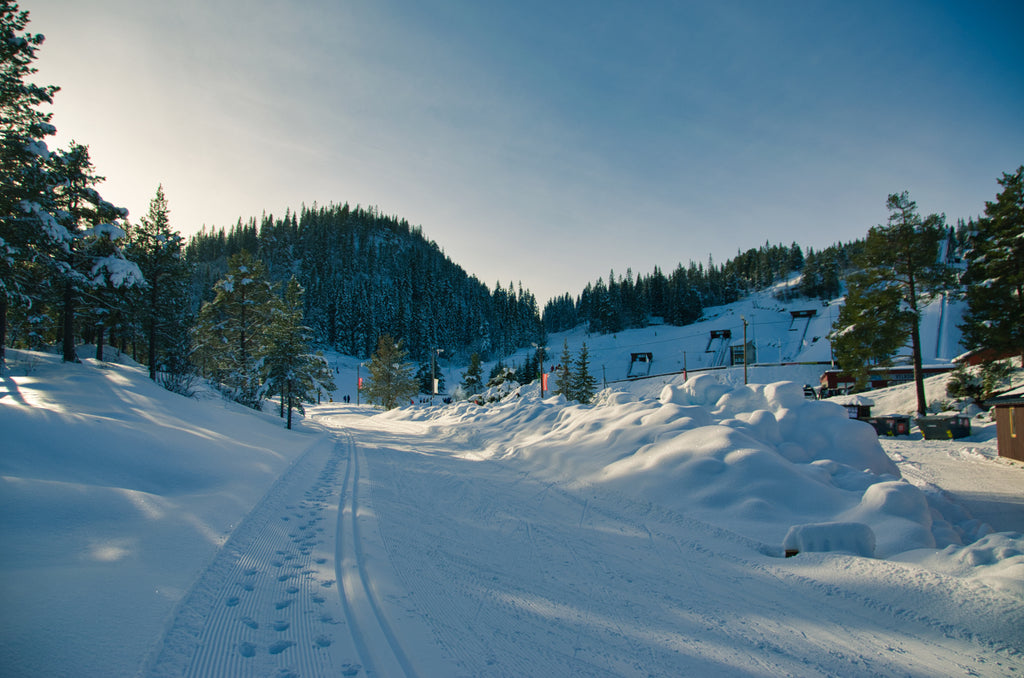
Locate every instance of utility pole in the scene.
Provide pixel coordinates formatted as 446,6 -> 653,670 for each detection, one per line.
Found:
741,316 -> 749,385
431,348 -> 443,404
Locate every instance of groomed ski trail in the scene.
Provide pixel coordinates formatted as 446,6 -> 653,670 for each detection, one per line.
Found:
335,430 -> 422,678
144,431 -> 454,677
144,434 -> 362,677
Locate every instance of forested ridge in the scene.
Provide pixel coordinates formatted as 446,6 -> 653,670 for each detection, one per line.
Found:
542,240 -> 864,335
184,203 -> 545,361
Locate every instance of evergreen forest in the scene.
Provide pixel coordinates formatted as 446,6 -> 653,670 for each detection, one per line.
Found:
184,203 -> 545,362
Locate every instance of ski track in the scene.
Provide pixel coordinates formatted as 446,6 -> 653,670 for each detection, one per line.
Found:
335,430 -> 421,678
144,435 -> 364,678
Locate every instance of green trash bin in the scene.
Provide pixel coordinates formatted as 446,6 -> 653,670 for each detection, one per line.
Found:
916,415 -> 971,440
866,415 -> 912,436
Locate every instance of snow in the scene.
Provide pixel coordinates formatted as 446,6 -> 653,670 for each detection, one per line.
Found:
90,254 -> 145,287
2,289 -> 1023,676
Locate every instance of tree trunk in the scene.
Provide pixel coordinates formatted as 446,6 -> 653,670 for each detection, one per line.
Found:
148,281 -> 158,380
910,315 -> 927,417
0,295 -> 7,374
63,282 -> 77,363
286,381 -> 293,430
96,325 -> 105,361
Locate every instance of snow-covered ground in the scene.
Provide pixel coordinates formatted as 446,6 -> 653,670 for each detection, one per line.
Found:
3,340 -> 1023,677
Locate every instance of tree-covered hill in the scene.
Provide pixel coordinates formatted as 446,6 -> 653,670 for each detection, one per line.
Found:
542,240 -> 864,335
184,203 -> 544,361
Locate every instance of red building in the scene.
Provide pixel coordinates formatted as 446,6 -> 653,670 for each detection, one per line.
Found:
819,365 -> 956,397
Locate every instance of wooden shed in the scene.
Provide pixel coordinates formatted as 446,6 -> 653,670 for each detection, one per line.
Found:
988,387 -> 1024,462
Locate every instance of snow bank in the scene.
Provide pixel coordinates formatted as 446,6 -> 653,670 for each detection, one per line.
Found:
895,533 -> 1024,597
0,349 -> 322,677
386,375 -> 1017,571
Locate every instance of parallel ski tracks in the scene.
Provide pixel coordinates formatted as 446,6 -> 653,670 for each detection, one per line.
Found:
335,431 -> 420,678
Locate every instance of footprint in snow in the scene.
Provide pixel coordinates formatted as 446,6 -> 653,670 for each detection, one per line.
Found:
268,639 -> 294,655
273,620 -> 290,632
225,596 -> 240,607
275,599 -> 293,610
238,641 -> 256,658
240,616 -> 259,629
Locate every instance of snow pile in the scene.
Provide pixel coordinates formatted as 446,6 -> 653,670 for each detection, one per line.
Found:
895,533 -> 1024,597
0,349 -> 323,677
387,373 -> 1020,569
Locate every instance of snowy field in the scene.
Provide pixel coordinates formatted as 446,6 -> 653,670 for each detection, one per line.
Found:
2,343 -> 1023,677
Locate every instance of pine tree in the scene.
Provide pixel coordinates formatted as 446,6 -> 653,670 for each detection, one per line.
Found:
48,142 -> 141,362
960,166 -> 1024,367
0,1 -> 62,371
830,280 -> 907,390
571,342 -> 597,403
263,276 -> 335,428
127,185 -> 192,381
554,339 -> 573,399
461,352 -> 483,396
363,334 -> 418,410
193,250 -> 277,409
831,192 -> 954,413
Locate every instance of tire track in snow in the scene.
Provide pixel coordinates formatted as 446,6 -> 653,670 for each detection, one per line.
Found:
335,431 -> 419,678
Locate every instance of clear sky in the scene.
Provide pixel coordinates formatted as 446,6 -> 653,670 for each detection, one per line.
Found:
25,0 -> 1024,303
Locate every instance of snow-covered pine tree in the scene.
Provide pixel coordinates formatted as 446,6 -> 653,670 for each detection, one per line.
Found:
363,334 -> 418,410
263,276 -> 335,428
554,339 -> 573,399
571,342 -> 597,403
193,250 -> 277,409
461,352 -> 483,397
959,166 -> 1024,367
127,185 -> 193,381
0,0 -> 62,371
48,142 -> 141,362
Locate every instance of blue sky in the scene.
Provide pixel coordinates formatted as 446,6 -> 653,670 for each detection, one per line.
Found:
28,0 -> 1024,303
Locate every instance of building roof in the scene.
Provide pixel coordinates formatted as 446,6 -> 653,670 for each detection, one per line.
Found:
987,385 -> 1024,406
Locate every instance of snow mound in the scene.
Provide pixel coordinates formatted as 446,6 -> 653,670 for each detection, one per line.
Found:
896,533 -> 1024,598
840,481 -> 937,557
385,376 -> 970,556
